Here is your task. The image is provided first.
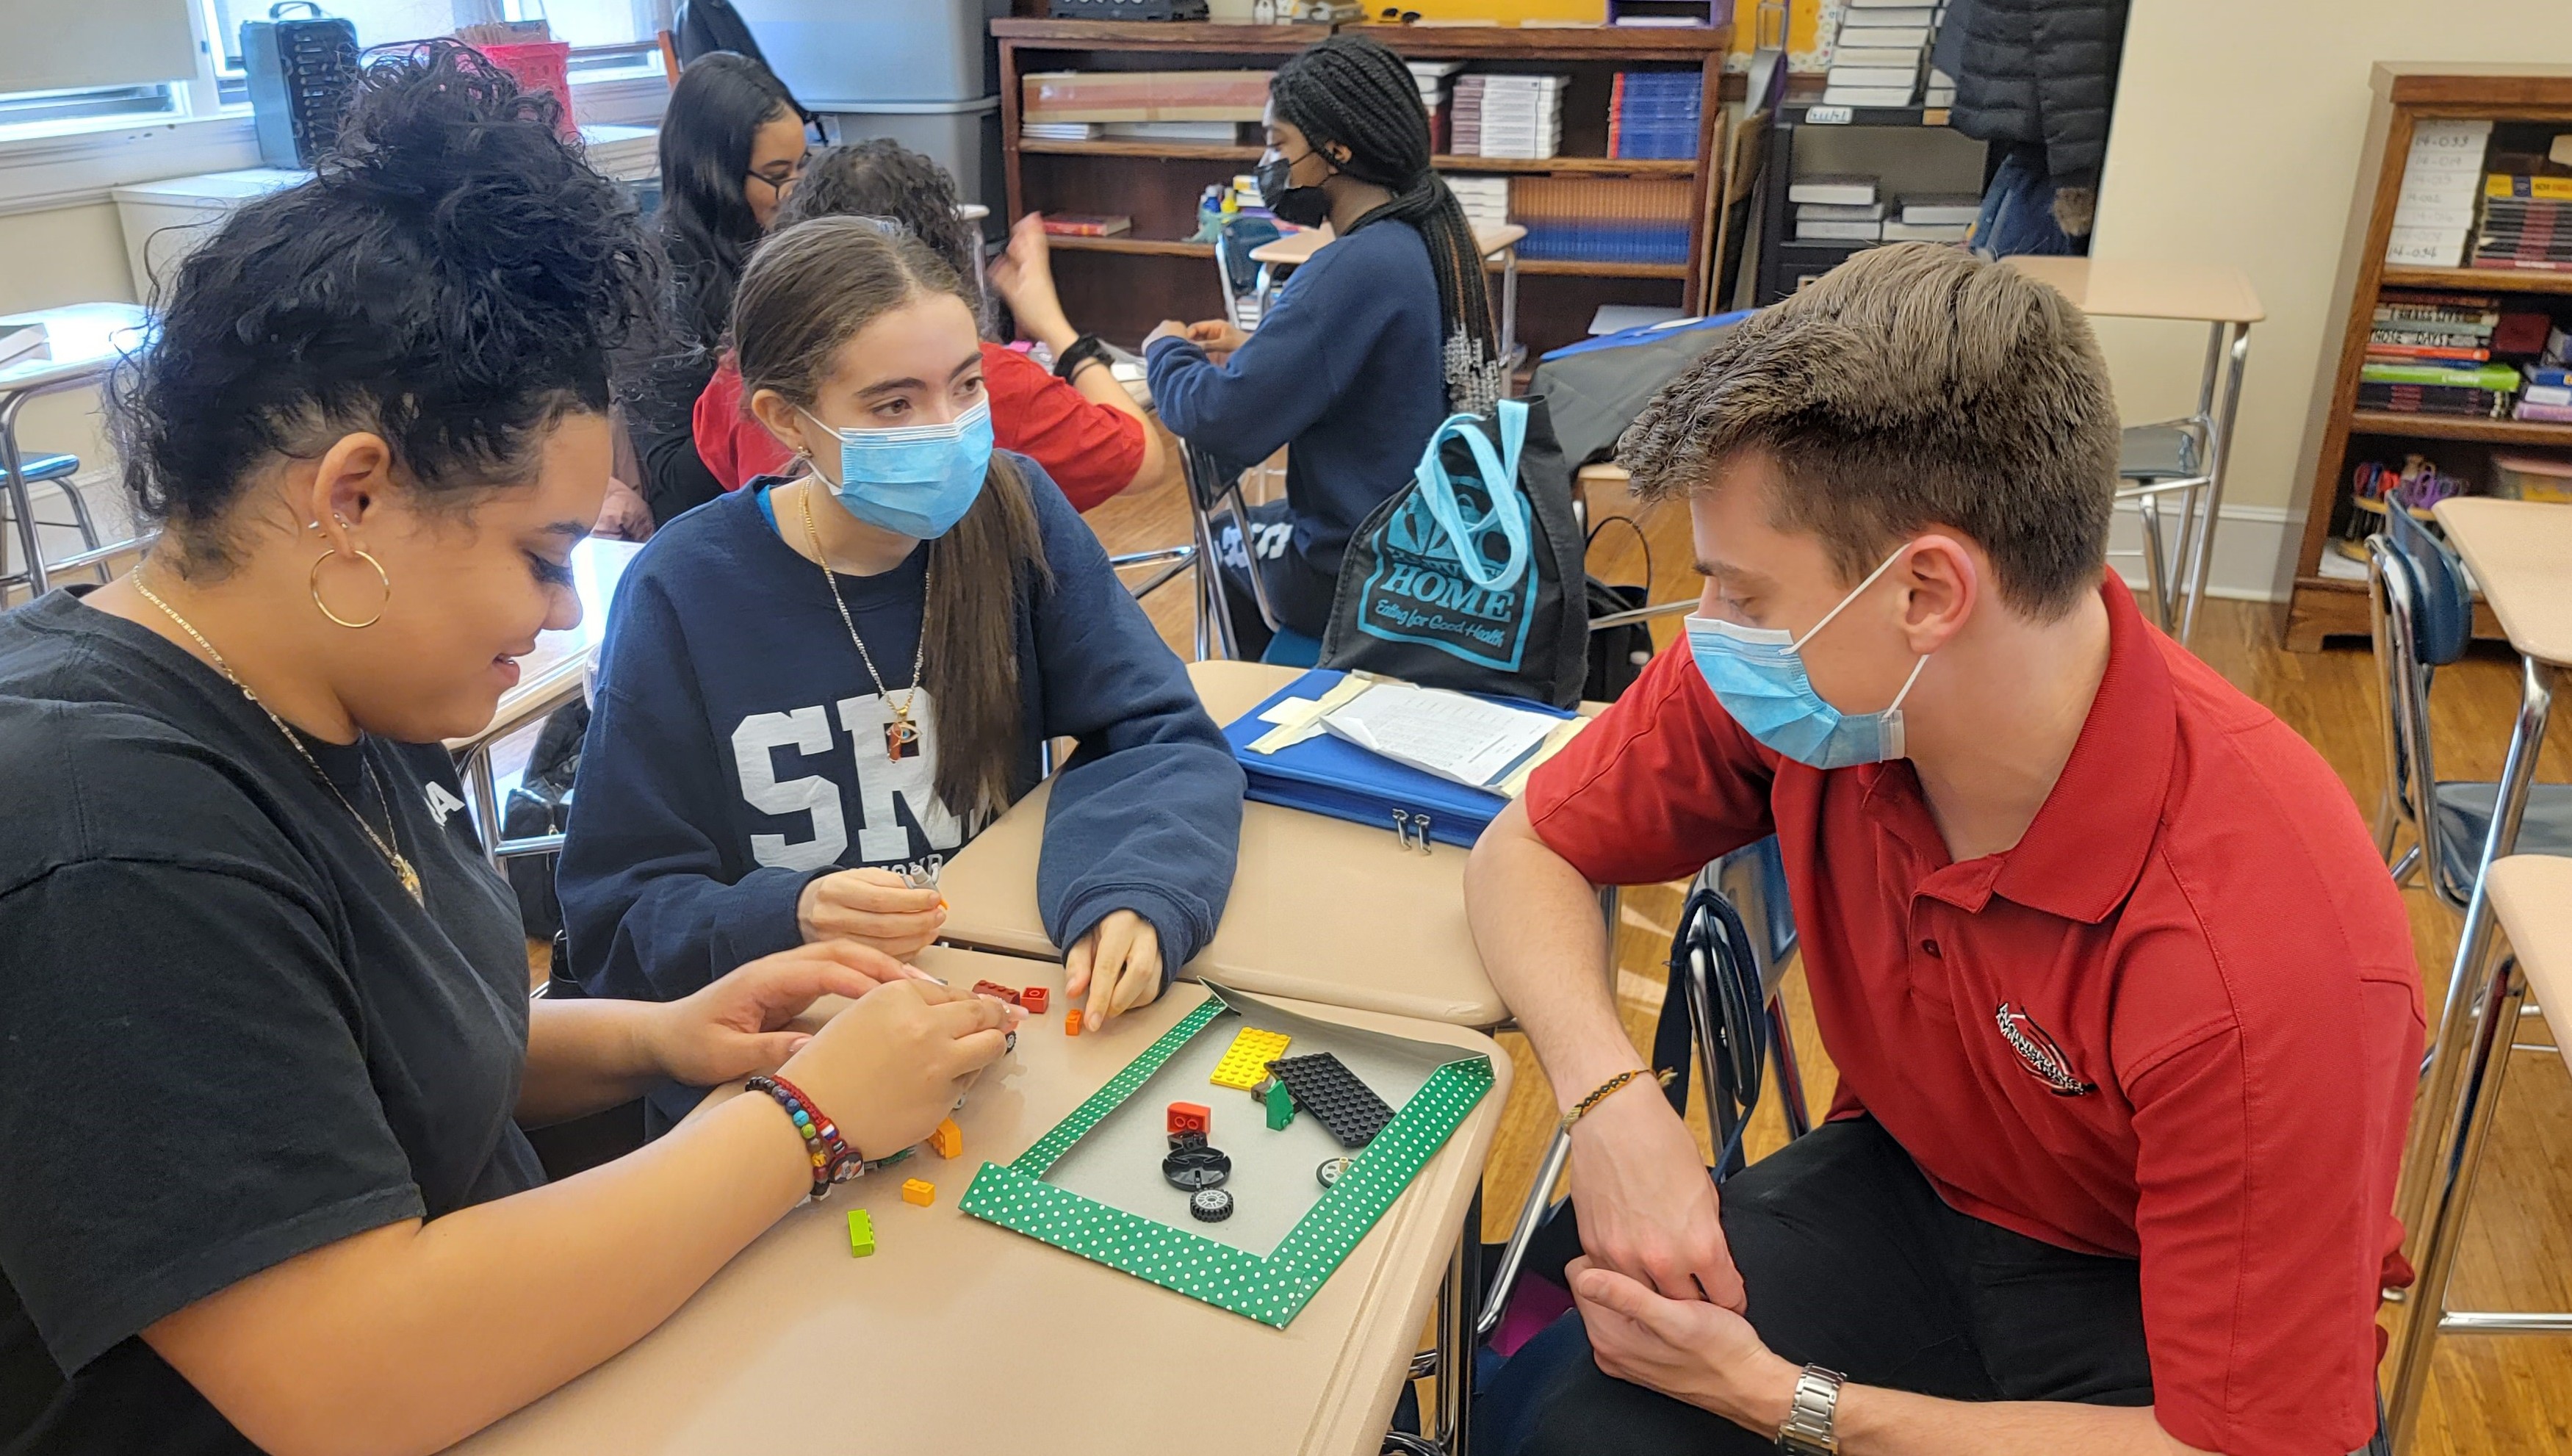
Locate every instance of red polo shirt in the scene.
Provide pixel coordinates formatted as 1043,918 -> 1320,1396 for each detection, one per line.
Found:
1524,582 -> 2421,1456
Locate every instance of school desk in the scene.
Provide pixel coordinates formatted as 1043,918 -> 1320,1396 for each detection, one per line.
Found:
450,947 -> 1510,1456
937,660 -> 1574,1028
0,302 -> 148,597
2392,497 -> 2572,1269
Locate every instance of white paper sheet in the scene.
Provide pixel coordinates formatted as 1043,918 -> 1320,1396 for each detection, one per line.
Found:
1318,682 -> 1562,791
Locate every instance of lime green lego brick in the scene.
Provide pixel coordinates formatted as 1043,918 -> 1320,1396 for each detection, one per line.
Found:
847,1208 -> 875,1258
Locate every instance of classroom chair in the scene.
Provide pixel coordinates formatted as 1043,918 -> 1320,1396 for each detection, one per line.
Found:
2381,856 -> 2571,1453
0,450 -> 112,594
2115,428 -> 2212,639
2365,505 -> 2572,925
1474,838 -> 1809,1346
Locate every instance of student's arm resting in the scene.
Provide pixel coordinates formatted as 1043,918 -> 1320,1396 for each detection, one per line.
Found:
555,569 -> 821,1003
1567,1259 -> 2222,1456
1466,649 -> 1778,1308
1022,469 -> 1244,1006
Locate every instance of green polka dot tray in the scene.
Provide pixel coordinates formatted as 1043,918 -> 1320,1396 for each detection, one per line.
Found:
959,986 -> 1493,1327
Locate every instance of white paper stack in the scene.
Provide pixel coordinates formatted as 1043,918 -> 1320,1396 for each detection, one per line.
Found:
1445,174 -> 1512,230
1795,197 -> 1885,241
1319,682 -> 1564,792
1826,0 -> 1943,104
1787,175 -> 1881,207
1408,59 -> 1464,113
1021,121 -> 1101,142
1452,73 -> 1566,160
1880,190 -> 1975,241
2386,118 -> 2493,268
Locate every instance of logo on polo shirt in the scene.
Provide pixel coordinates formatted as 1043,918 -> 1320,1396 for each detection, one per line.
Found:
1994,1003 -> 2097,1097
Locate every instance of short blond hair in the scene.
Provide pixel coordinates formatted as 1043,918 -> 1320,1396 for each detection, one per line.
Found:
1618,243 -> 2119,619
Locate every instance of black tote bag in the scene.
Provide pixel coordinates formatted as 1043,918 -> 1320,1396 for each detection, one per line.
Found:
1319,397 -> 1591,708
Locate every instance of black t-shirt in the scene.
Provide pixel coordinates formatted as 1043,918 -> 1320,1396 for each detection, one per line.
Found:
0,590 -> 544,1454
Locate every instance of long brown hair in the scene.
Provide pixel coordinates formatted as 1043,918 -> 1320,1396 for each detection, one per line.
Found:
732,215 -> 1050,822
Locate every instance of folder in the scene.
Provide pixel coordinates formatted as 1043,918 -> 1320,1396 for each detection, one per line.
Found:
1221,668 -> 1577,849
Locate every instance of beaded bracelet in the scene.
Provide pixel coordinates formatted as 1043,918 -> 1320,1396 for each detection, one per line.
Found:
747,1074 -> 860,1201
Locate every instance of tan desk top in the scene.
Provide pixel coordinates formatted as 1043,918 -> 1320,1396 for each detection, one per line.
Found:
455,948 -> 1509,1456
937,660 -> 1522,1027
2003,256 -> 2266,326
1250,221 -> 1529,267
2486,855 -> 2572,1081
2432,497 -> 2572,667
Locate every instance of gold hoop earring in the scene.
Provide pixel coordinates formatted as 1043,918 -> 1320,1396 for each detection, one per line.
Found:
309,547 -> 390,630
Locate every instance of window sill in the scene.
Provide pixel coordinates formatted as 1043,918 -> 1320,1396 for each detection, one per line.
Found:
0,74 -> 668,217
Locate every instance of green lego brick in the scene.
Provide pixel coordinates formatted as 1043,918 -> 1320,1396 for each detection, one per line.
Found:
847,1208 -> 875,1258
1265,1078 -> 1297,1131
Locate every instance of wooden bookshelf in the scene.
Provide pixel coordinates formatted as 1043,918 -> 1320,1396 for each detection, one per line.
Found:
2283,63 -> 2572,650
994,15 -> 1733,358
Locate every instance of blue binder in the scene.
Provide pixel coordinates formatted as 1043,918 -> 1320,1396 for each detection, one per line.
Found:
1220,668 -> 1577,849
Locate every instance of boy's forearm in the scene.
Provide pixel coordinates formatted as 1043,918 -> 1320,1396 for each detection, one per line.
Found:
1466,803 -> 1645,1108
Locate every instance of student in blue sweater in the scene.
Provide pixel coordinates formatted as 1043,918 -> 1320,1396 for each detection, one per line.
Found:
1145,34 -> 1507,660
560,216 -> 1244,1129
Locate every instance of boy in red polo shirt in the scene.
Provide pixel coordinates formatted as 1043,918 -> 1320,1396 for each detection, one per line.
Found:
1467,245 -> 2421,1456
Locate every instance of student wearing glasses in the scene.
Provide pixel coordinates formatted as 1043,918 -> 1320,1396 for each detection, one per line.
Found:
626,51 -> 810,529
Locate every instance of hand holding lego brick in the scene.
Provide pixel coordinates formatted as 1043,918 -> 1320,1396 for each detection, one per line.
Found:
796,866 -> 947,959
771,980 -> 1010,1162
1065,909 -> 1163,1028
648,941 -> 913,1089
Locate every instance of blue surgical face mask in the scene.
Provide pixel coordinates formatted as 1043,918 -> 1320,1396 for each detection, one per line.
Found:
1684,547 -> 1930,770
801,398 -> 993,540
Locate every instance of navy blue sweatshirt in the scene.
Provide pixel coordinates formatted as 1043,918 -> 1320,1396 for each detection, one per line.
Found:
558,457 -> 1244,1122
1148,220 -> 1447,617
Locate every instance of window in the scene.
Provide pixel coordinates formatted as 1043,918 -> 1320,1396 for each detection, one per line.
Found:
201,1 -> 673,77
0,82 -> 181,133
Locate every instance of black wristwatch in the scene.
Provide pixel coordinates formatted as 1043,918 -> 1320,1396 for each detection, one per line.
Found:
1052,334 -> 1113,381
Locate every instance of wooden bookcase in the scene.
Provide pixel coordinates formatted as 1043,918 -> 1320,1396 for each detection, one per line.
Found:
993,17 -> 1734,360
2284,64 -> 2572,650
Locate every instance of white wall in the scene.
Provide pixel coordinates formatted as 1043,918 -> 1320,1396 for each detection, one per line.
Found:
2086,1 -> 2572,599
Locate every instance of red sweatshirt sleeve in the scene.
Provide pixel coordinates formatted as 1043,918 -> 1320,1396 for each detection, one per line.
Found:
981,343 -> 1145,512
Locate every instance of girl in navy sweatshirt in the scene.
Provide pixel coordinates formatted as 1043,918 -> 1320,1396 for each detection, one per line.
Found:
1145,34 -> 1508,659
561,216 -> 1244,1128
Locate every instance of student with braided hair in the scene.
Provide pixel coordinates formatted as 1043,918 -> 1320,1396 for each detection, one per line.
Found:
1146,32 -> 1505,660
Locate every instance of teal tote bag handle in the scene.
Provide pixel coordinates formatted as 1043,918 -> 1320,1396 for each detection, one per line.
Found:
1410,399 -> 1532,593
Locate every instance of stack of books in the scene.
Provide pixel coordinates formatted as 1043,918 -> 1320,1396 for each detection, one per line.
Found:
2385,118 -> 2491,268
2516,329 -> 2572,422
1789,175 -> 1882,242
2368,289 -> 2497,364
1607,71 -> 1701,160
2474,173 -> 2572,273
1040,214 -> 1131,237
2358,361 -> 2518,419
1884,193 -> 1976,242
1452,73 -> 1565,160
1513,176 -> 1691,266
1407,60 -> 1463,148
1445,176 -> 1511,234
1021,121 -> 1101,143
1925,66 -> 1956,107
1824,0 -> 1943,107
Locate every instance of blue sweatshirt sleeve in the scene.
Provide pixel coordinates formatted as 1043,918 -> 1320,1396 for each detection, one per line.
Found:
1145,253 -> 1373,463
556,565 -> 821,1003
1021,469 -> 1245,984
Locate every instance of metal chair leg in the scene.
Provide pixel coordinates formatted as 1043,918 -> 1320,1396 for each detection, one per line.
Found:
2176,325 -> 2250,646
2135,489 -> 2172,631
2393,658 -> 2555,1264
2385,954 -> 2526,1450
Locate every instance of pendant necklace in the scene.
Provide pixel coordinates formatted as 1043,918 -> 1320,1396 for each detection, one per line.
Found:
799,481 -> 932,762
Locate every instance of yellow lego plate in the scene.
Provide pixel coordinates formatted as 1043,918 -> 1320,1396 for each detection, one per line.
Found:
1209,1026 -> 1292,1092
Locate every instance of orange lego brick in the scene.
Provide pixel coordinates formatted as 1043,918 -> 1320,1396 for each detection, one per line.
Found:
929,1117 -> 962,1159
1065,1008 -> 1083,1036
901,1178 -> 935,1207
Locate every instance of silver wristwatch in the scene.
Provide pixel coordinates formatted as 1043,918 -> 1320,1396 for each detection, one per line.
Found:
1774,1363 -> 1846,1455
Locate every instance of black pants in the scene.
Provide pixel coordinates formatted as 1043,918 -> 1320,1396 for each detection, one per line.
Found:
1213,500 -> 1337,656
1475,1118 -> 2152,1456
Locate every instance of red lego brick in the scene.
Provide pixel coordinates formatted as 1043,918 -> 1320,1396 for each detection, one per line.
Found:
1167,1101 -> 1211,1138
1020,986 -> 1049,1014
970,980 -> 1023,1006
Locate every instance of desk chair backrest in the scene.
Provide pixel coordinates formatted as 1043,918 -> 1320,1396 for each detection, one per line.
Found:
2366,509 -> 2475,906
1654,837 -> 1803,1181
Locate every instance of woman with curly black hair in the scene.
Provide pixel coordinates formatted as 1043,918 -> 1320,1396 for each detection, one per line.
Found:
0,45 -> 1004,1456
1145,32 -> 1505,660
690,139 -> 1178,508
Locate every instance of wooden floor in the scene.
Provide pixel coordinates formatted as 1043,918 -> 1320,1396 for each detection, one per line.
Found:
1075,469 -> 2572,1450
